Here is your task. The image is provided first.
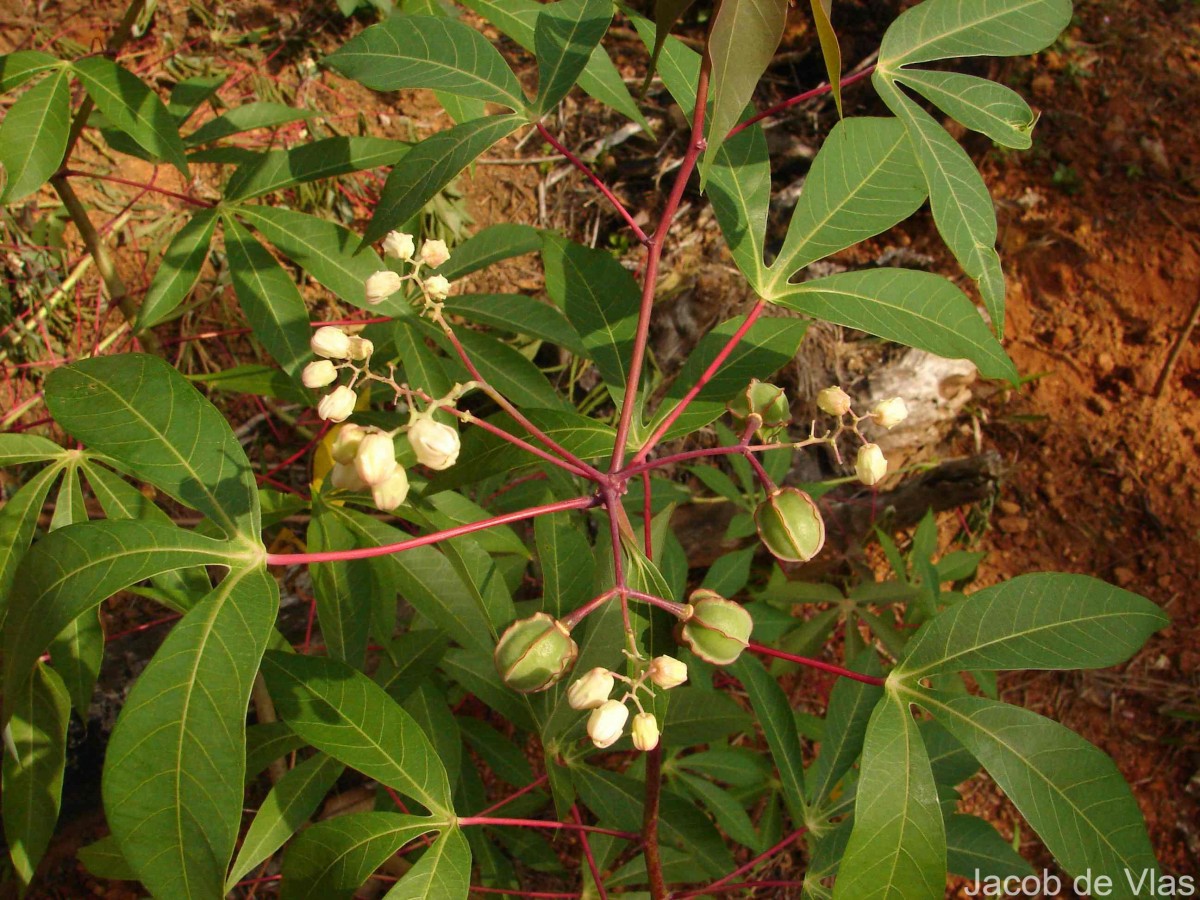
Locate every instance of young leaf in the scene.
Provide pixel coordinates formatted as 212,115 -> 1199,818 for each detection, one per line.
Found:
261,651 -> 453,815
917,691 -> 1159,897
223,136 -> 410,201
878,0 -> 1072,68
0,67 -> 71,202
895,573 -> 1169,680
102,565 -> 279,899
137,208 -> 219,329
382,826 -> 471,899
894,69 -> 1036,149
833,694 -> 945,899
945,813 -> 1032,880
72,57 -> 188,175
533,0 -> 614,116
185,101 -> 316,146
325,16 -> 526,111
2,662 -> 71,886
45,353 -> 261,539
768,268 -> 1017,383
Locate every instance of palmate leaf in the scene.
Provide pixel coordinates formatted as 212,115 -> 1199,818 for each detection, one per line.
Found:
707,122 -> 772,292
878,0 -> 1072,67
532,0 -> 614,116
945,813 -> 1032,880
0,433 -> 64,466
137,208 -> 219,329
0,66 -> 71,203
382,826 -> 471,900
893,69 -> 1036,150
896,573 -> 1169,680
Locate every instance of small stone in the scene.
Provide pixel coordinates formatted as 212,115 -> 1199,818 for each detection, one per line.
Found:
997,516 -> 1029,534
1157,575 -> 1172,590
1096,351 -> 1115,374
998,500 -> 1021,515
1113,566 -> 1136,587
1119,477 -> 1135,496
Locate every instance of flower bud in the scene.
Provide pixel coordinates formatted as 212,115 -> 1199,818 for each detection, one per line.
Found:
870,397 -> 908,430
408,418 -> 460,470
331,423 -> 366,465
587,700 -> 629,749
647,655 -> 688,690
567,667 -> 615,710
317,385 -> 357,423
329,461 -> 366,491
678,590 -> 753,666
302,359 -> 337,388
347,336 -> 374,361
817,385 -> 852,416
755,487 -> 825,563
372,468 -> 410,511
494,612 -> 578,693
423,274 -> 451,301
631,712 -> 660,752
382,230 -> 415,261
354,432 -> 398,486
419,239 -> 451,268
728,379 -> 790,428
311,326 -> 351,359
856,442 -> 887,486
365,270 -> 404,305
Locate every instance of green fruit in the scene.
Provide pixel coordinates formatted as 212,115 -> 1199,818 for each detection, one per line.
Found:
678,590 -> 753,666
728,380 -> 790,428
494,612 -> 578,692
755,487 -> 825,563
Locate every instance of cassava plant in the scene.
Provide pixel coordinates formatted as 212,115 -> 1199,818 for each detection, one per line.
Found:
0,0 -> 1172,897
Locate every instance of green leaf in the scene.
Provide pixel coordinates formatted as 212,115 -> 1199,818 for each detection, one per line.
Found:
308,498 -> 381,669
535,511 -> 594,619
769,268 -> 1017,382
916,691 -> 1158,897
167,74 -> 227,124
767,117 -> 927,286
72,57 -> 188,176
383,826 -> 470,899
459,718 -> 532,786
224,215 -> 313,379
729,655 -> 807,825
224,136 -> 410,200
439,326 -> 564,410
436,223 -> 542,281
45,353 -> 260,539
896,574 -> 1169,680
643,0 -> 697,94
138,208 -> 219,329
701,0 -> 788,185
402,683 -> 462,787
0,67 -> 71,203
394,321 -> 451,401
185,101 -> 316,146
662,687 -> 752,748
374,633 -> 450,705
895,69 -> 1035,149
676,748 -> 773,789
678,772 -> 763,851
226,753 -> 345,889
325,16 -> 525,111
707,123 -> 772,292
261,651 -> 453,815
363,115 -> 524,246
0,433 -> 64,466
834,693 -> 945,899
945,814 -> 1031,880
245,722 -> 307,783
444,294 -> 584,355
808,653 -> 884,807
810,0 -> 843,116
0,462 -> 64,620
77,835 -> 138,881
189,362 -> 309,404
533,0 -> 613,115
879,0 -> 1072,67
103,565 -> 278,899
2,662 -> 71,886
0,51 -> 63,91
280,812 -> 441,900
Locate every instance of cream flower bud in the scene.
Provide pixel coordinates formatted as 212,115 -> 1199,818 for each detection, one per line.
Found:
587,700 -> 629,750
631,712 -> 660,752
317,385 -> 357,422
647,655 -> 688,690
354,432 -> 397,486
817,385 -> 852,416
346,336 -> 374,361
311,326 -> 351,359
365,270 -> 404,305
331,423 -> 366,465
382,230 -> 415,261
870,397 -> 908,429
329,461 -> 366,491
408,418 -> 460,470
419,239 -> 450,268
302,360 -> 337,388
423,274 -> 451,301
371,468 -> 410,511
856,442 -> 887,486
567,667 -> 615,710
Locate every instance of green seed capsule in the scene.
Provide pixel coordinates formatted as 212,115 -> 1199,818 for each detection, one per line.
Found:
678,590 -> 753,666
728,380 -> 791,428
494,612 -> 578,692
755,487 -> 825,563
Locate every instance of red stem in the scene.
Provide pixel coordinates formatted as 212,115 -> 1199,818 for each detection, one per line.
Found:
673,827 -> 807,897
60,168 -> 215,208
643,743 -> 666,900
457,817 -> 638,841
727,65 -> 877,139
468,889 -> 579,898
572,804 -> 609,900
621,439 -> 790,477
747,642 -> 886,686
472,774 -> 550,818
265,495 -> 597,565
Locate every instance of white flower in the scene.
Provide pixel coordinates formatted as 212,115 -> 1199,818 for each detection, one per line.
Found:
567,668 -> 615,710
347,336 -> 374,361
587,700 -> 629,749
816,385 -> 852,417
631,712 -> 660,752
423,274 -> 451,301
365,270 -> 404,305
302,360 -> 337,388
331,423 -> 366,465
311,326 -> 351,359
856,442 -> 887,486
329,461 -> 366,491
647,655 -> 688,690
870,397 -> 908,430
419,239 -> 450,268
317,385 -> 357,422
354,432 -> 398,486
408,418 -> 460,470
372,468 -> 410,511
382,231 -> 415,261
